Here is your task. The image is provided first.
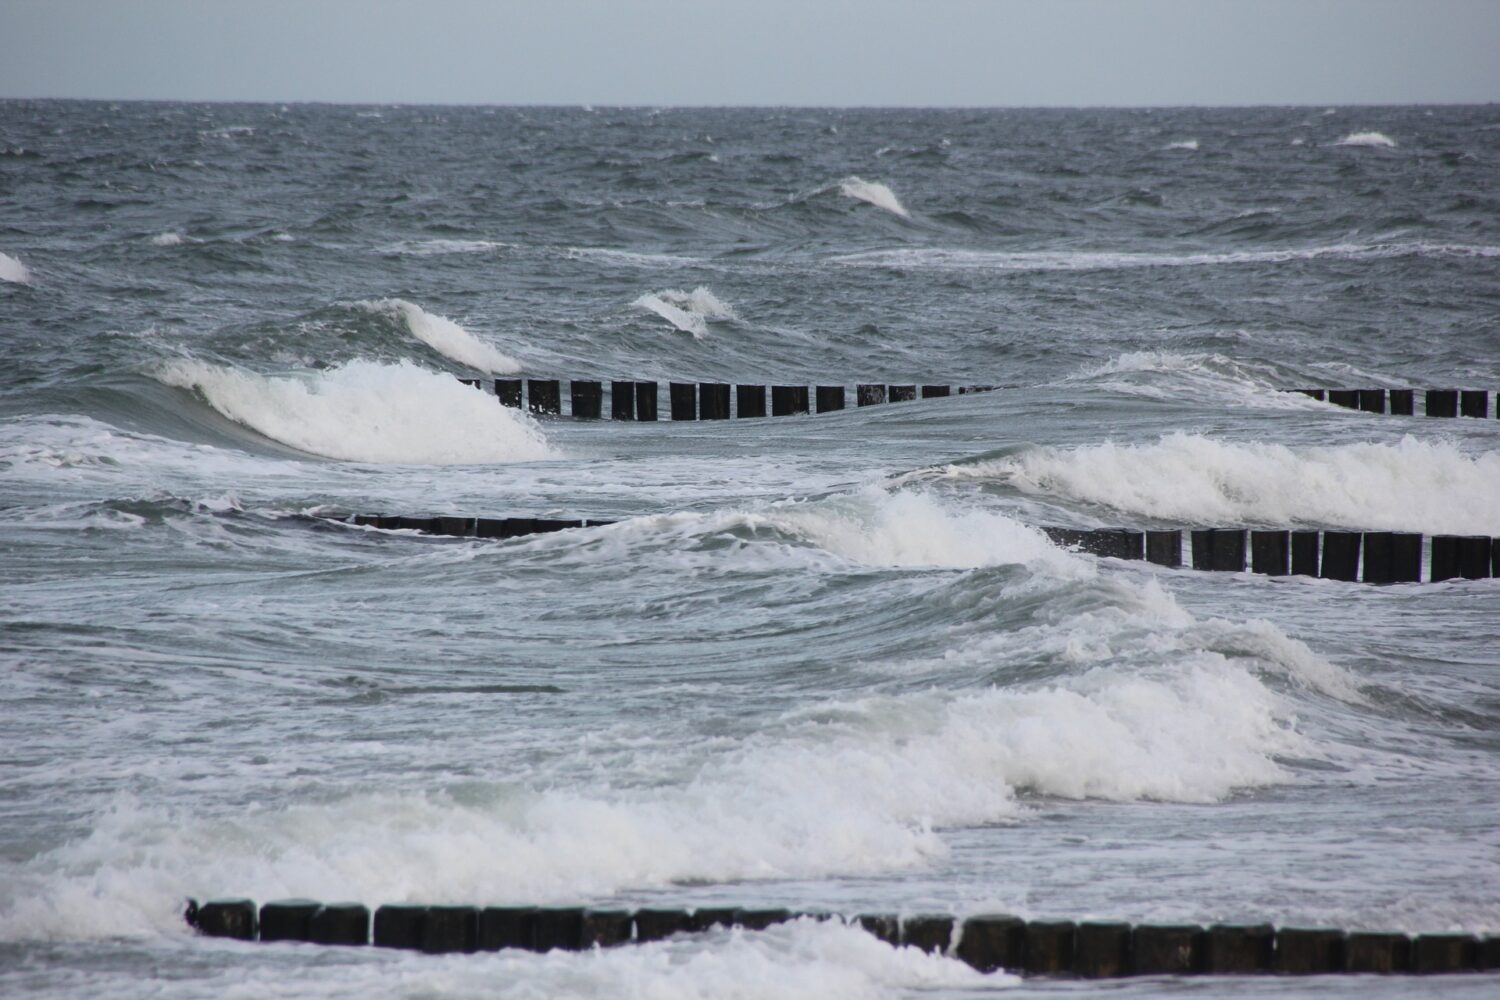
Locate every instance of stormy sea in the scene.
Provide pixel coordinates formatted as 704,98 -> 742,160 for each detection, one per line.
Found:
1,101 -> 1497,997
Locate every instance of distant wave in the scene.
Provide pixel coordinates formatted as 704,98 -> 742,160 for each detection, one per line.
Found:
632,287 -> 738,339
838,176 -> 910,218
941,433 -> 1500,536
149,232 -> 191,247
199,125 -> 255,139
559,246 -> 702,269
358,299 -> 521,374
1336,131 -> 1397,148
1165,139 -> 1199,151
0,251 -> 32,284
156,358 -> 553,464
379,238 -> 509,256
831,241 -> 1500,273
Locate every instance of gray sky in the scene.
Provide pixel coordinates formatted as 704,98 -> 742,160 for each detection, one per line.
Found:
2,0 -> 1498,106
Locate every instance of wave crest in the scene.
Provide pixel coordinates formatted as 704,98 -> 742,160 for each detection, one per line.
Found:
942,433 -> 1500,535
0,251 -> 32,284
838,176 -> 910,218
360,299 -> 521,374
632,287 -> 739,339
1336,131 -> 1397,148
156,358 -> 553,464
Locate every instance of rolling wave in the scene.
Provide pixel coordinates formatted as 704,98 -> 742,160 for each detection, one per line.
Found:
357,298 -> 521,374
940,433 -> 1500,535
155,358 -> 553,464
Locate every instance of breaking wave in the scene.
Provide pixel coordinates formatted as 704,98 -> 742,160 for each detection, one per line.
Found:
941,433 -> 1500,535
359,298 -> 522,374
838,177 -> 910,218
632,287 -> 739,339
1336,131 -> 1397,148
155,358 -> 553,464
0,251 -> 32,284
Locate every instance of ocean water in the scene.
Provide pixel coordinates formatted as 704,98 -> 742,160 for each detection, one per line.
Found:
1,101 -> 1498,998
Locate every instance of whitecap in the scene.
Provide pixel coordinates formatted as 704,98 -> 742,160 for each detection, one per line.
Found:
149,232 -> 188,247
632,287 -> 739,339
360,298 -> 522,374
0,251 -> 32,284
1336,131 -> 1397,148
838,176 -> 910,218
1166,139 -> 1199,151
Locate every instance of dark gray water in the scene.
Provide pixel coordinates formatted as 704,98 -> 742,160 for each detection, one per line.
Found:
1,101 -> 1498,998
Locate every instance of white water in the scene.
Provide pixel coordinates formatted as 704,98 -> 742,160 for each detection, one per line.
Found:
632,287 -> 739,339
0,620 -> 1306,939
768,489 -> 1082,573
0,250 -> 32,283
156,358 -> 553,464
1166,139 -> 1200,151
837,177 -> 910,218
0,920 -> 1005,999
362,298 -> 522,374
1336,131 -> 1398,148
943,433 -> 1500,535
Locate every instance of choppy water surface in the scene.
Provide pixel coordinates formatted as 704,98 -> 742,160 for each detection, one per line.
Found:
1,102 -> 1498,998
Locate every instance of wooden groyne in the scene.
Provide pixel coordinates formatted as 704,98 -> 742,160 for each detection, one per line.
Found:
186,898 -> 1499,978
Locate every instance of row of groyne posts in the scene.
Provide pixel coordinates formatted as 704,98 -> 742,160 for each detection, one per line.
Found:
186,898 -> 1499,979
461,378 -> 994,419
1292,387 -> 1499,418
454,377 -> 1500,421
336,514 -> 1500,584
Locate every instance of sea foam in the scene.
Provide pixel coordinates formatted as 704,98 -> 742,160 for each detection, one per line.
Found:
0,251 -> 32,284
360,298 -> 521,374
1336,131 -> 1397,148
1165,139 -> 1200,151
632,287 -> 739,339
838,177 -> 910,218
942,433 -> 1500,535
156,358 -> 553,464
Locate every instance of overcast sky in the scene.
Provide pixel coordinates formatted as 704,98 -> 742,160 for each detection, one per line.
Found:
2,0 -> 1497,106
